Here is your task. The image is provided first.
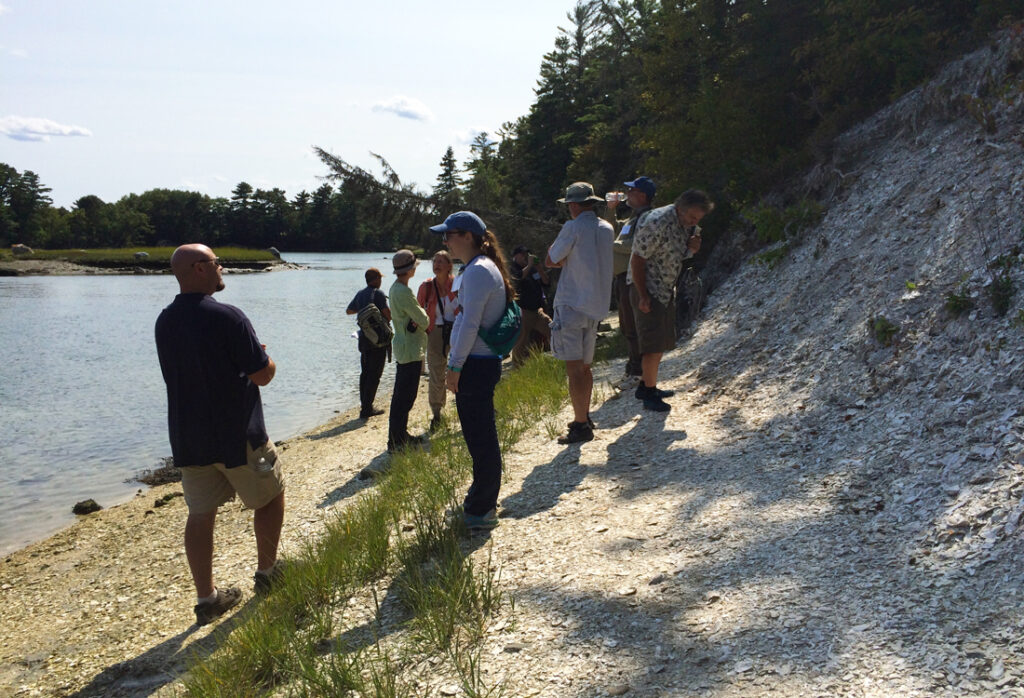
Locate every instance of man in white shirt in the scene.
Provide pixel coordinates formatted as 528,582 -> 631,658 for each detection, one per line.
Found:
546,182 -> 614,444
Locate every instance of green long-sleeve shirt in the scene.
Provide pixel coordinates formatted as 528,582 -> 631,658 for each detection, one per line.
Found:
389,280 -> 428,364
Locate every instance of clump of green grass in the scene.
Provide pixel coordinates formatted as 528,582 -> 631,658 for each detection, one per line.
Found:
871,316 -> 899,346
945,286 -> 974,316
751,243 -> 791,268
184,351 -> 572,697
989,273 -> 1014,316
743,198 -> 823,244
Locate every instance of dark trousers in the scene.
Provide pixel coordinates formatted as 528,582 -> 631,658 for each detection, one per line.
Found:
615,273 -> 642,376
456,357 -> 503,516
388,359 -> 422,449
359,340 -> 387,412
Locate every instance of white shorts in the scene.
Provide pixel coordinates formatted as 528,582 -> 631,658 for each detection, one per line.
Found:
549,306 -> 599,363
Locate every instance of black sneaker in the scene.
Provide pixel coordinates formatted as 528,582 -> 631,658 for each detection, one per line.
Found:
557,421 -> 594,444
642,396 -> 671,412
635,384 -> 674,400
194,587 -> 242,625
360,407 -> 385,419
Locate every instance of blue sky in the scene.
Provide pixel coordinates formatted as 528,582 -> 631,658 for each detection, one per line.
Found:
0,1 -> 580,207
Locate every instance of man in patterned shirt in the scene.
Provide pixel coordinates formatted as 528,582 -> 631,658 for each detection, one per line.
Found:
628,189 -> 714,411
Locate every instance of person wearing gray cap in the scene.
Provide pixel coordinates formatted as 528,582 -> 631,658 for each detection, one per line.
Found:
387,249 -> 429,452
545,182 -> 615,444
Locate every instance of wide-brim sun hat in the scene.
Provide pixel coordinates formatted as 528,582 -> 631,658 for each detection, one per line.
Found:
557,181 -> 604,204
429,211 -> 488,237
392,249 -> 418,275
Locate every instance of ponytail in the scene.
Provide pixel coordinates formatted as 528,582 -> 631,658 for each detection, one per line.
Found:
472,230 -> 516,303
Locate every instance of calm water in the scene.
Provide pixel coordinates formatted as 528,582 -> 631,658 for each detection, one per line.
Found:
0,252 -> 437,555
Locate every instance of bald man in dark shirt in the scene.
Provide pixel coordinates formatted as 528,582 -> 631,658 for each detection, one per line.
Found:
155,244 -> 285,625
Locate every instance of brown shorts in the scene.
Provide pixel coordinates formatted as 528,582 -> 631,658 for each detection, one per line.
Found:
179,441 -> 285,515
629,285 -> 676,354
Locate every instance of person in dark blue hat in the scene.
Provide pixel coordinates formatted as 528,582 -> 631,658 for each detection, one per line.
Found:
611,176 -> 656,391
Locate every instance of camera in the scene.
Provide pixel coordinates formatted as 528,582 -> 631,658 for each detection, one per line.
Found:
605,192 -> 627,203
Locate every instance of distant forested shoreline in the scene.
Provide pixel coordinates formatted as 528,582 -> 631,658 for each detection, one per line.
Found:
3,2 -> 1020,261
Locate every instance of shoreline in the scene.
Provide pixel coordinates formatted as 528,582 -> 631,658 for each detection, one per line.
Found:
0,258 -> 302,276
0,391 -> 420,695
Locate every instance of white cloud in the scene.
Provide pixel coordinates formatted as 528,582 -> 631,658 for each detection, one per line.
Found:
0,115 -> 92,142
371,96 -> 433,122
0,4 -> 9,17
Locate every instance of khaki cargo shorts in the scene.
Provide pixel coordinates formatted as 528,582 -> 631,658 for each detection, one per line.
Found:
179,441 -> 284,515
549,305 -> 599,364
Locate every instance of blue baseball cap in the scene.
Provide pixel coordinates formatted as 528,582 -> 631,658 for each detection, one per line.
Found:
429,211 -> 487,237
623,176 -> 656,200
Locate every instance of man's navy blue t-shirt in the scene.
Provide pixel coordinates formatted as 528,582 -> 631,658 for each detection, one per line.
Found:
155,293 -> 269,468
346,286 -> 389,344
346,286 -> 388,315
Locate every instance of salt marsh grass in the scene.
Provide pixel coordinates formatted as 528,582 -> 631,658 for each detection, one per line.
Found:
183,352 -> 570,697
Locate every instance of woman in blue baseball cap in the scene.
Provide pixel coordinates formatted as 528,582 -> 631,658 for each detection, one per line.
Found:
430,210 -> 513,531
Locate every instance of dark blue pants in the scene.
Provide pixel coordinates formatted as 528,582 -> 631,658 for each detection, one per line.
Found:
388,359 -> 422,450
359,339 -> 388,413
456,357 -> 503,516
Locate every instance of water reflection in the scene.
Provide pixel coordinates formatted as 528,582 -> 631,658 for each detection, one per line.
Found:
0,252 -> 434,554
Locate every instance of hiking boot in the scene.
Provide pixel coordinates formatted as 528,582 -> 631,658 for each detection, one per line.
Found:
429,415 -> 442,433
360,407 -> 385,419
635,384 -> 674,400
463,509 -> 499,531
194,587 -> 242,625
642,395 -> 671,412
253,560 -> 289,596
557,421 -> 594,444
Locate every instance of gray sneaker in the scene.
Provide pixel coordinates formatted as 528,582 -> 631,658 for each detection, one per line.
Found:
194,587 -> 242,625
463,509 -> 499,530
253,560 -> 289,596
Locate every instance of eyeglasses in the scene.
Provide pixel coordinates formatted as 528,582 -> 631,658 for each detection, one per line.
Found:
193,257 -> 221,268
441,230 -> 466,243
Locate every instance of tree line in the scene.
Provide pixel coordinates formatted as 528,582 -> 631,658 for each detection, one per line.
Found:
2,0 -> 1020,255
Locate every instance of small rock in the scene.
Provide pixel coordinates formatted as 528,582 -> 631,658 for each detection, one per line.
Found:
607,685 -> 630,696
618,587 -> 637,596
503,642 -> 527,653
72,499 -> 102,515
440,685 -> 459,696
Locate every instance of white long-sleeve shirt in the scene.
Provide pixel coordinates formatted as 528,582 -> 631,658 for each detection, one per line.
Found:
448,255 -> 507,368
